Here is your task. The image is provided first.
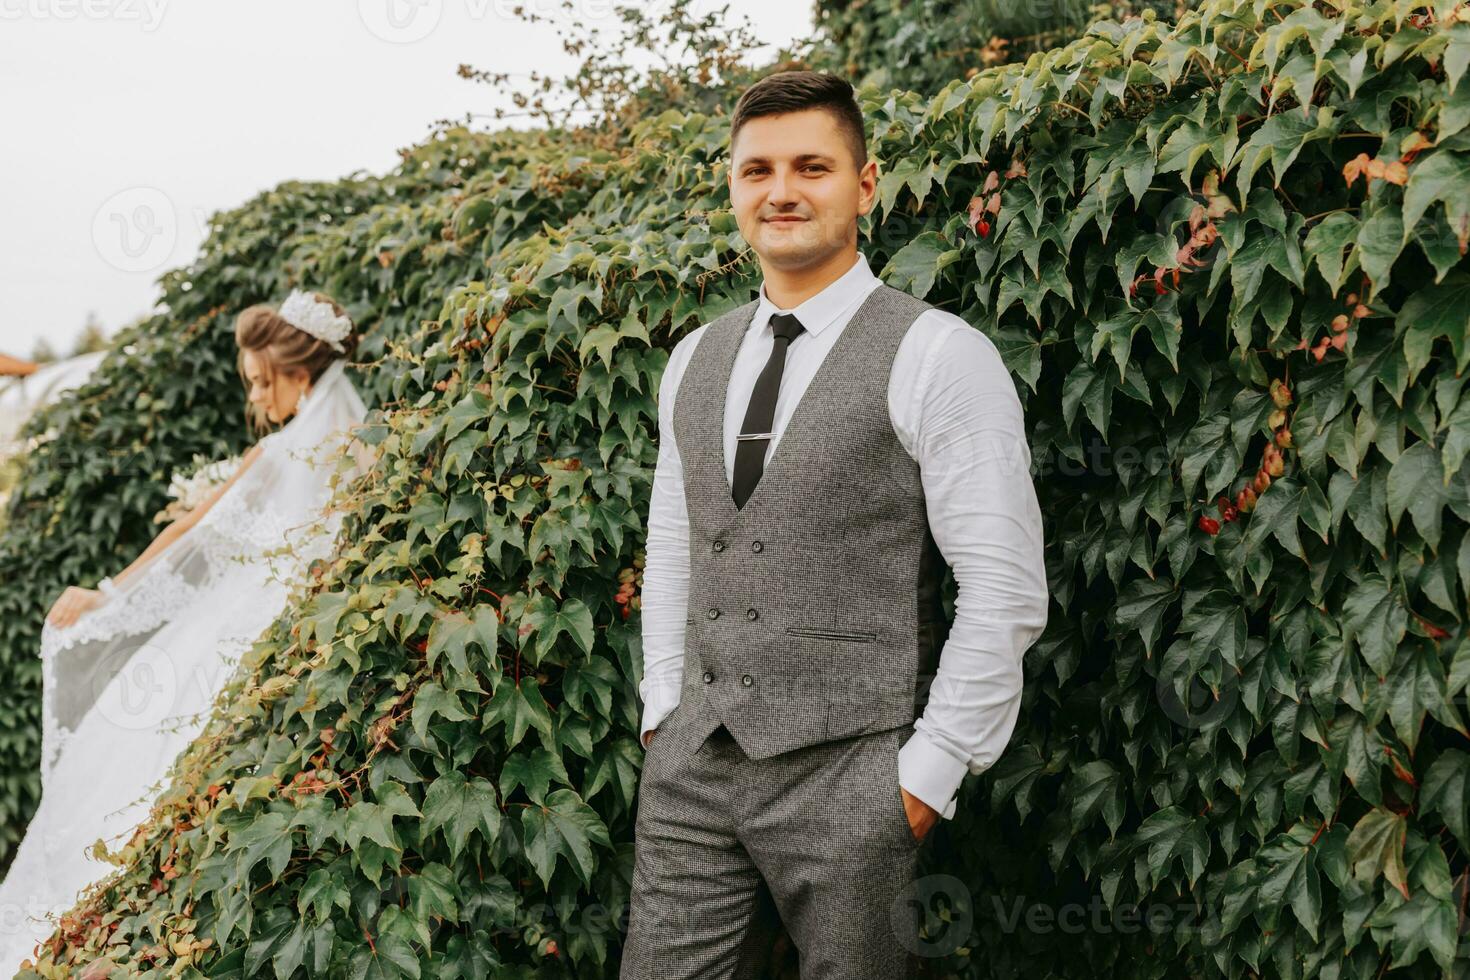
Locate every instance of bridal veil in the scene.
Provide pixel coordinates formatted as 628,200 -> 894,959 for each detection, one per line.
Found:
1,356 -> 370,971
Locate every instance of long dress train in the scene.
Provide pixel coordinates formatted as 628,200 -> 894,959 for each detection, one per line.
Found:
0,359 -> 368,973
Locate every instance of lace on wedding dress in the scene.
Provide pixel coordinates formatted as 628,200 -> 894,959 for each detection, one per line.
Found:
36,471 -> 339,776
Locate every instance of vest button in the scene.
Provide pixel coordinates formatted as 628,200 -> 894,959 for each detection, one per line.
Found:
741,674 -> 753,686
712,540 -> 725,552
707,607 -> 720,619
751,541 -> 763,553
703,670 -> 714,684
746,608 -> 758,621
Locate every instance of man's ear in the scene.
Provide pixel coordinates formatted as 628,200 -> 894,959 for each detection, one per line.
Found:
857,158 -> 879,217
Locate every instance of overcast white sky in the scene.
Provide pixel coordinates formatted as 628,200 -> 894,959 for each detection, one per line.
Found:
0,0 -> 815,361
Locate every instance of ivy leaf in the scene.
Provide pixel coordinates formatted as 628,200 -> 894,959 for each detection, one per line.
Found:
549,278 -> 603,333
882,232 -> 957,299
1234,107 -> 1334,198
1218,859 -> 1264,936
1067,760 -> 1124,836
1179,413 -> 1243,502
1341,574 -> 1408,676
297,865 -> 353,926
226,811 -> 294,884
271,919 -> 310,980
1346,807 -> 1409,898
442,389 -> 490,442
1157,120 -> 1214,186
1388,642 -> 1464,753
383,587 -> 437,641
1303,211 -> 1358,293
499,745 -> 572,805
421,772 -> 502,863
411,680 -> 476,743
405,863 -> 461,935
352,911 -> 422,979
1255,825 -> 1323,940
241,908 -> 296,978
404,492 -> 450,549
1135,805 -> 1212,888
487,676 -> 556,749
1181,590 -> 1249,670
1245,479 -> 1304,561
561,656 -> 619,718
1338,712 -> 1384,806
302,590 -> 352,651
527,509 -> 596,589
987,743 -> 1047,823
1387,442 -> 1449,548
1115,577 -> 1176,657
582,737 -> 644,808
1401,152 -> 1470,262
1354,203 -> 1405,290
992,326 -> 1044,391
519,788 -> 612,889
1091,312 -> 1140,382
426,605 -> 500,674
1419,749 -> 1470,852
1343,466 -> 1388,554
344,786 -> 421,855
579,308 -> 651,369
1381,890 -> 1459,970
1061,361 -> 1115,438
1396,269 -> 1470,381
1143,306 -> 1183,372
520,594 -> 596,662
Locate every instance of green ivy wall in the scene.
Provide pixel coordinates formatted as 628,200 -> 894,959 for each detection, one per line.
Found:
1,0 -> 1468,975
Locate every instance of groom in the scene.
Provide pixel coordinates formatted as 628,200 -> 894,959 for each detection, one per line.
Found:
620,70 -> 1050,978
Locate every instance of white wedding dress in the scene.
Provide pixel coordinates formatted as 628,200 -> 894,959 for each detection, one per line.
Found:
0,358 -> 369,974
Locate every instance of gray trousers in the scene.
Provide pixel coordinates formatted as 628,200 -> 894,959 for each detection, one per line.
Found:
619,721 -> 925,979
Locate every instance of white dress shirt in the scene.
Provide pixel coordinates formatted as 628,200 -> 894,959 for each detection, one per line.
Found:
639,250 -> 1049,820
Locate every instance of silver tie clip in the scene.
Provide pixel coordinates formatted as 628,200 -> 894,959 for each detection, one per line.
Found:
737,432 -> 774,441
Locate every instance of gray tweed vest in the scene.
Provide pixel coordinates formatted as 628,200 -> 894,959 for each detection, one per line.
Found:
663,282 -> 952,761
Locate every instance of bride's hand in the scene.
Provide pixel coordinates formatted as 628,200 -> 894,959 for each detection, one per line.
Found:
46,586 -> 105,629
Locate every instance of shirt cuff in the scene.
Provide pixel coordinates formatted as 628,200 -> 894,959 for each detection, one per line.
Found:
897,728 -> 968,820
639,693 -> 680,750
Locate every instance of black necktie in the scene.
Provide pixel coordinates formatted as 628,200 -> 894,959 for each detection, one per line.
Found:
732,312 -> 805,509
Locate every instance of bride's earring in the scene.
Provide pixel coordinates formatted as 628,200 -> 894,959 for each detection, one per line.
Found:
295,386 -> 310,415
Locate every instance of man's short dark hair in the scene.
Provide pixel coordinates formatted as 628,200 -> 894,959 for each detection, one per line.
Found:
730,70 -> 868,170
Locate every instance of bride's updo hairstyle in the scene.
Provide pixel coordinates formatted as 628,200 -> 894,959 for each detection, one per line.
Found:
234,291 -> 358,434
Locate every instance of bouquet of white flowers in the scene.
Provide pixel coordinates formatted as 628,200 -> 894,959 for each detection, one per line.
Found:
153,452 -> 243,524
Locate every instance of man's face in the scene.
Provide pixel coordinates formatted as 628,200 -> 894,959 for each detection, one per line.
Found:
727,107 -> 877,273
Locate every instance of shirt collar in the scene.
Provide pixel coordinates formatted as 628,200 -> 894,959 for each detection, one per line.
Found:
752,250 -> 876,338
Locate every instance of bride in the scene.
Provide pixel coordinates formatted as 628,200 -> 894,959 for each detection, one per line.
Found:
0,290 -> 372,973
